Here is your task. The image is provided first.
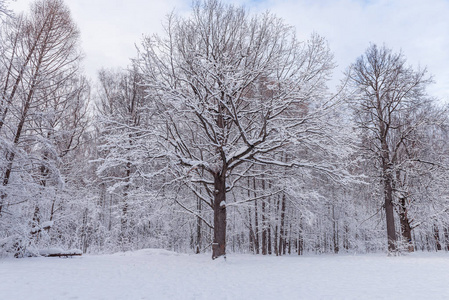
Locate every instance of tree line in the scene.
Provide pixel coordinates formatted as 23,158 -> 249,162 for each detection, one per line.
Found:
1,0 -> 448,258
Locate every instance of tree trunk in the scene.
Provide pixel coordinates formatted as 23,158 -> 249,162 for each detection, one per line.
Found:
288,223 -> 292,254
254,198 -> 260,254
247,177 -> 254,253
297,232 -> 303,255
261,174 -> 268,255
444,228 -> 449,251
279,193 -> 286,255
120,202 -> 128,248
253,177 -> 260,254
31,205 -> 41,242
81,208 -> 89,253
384,180 -> 396,252
332,204 -> 339,253
261,199 -> 267,255
297,218 -> 304,255
382,161 -> 397,252
212,173 -> 226,259
196,196 -> 202,254
267,181 -> 272,255
268,223 -> 272,255
343,222 -> 349,250
434,225 -> 442,251
274,195 -> 280,256
398,197 -> 413,252
120,162 -> 131,249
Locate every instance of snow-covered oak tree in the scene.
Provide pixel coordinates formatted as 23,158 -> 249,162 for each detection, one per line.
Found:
139,0 -> 337,259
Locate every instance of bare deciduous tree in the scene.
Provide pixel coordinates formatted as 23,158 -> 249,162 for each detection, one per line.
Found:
0,0 -> 82,213
139,0 -> 336,259
348,44 -> 434,252
0,0 -> 88,257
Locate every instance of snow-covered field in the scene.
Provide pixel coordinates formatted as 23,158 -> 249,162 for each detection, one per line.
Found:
1,249 -> 449,300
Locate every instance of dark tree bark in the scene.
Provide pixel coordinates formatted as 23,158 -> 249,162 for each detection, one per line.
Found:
398,197 -> 413,252
343,222 -> 349,250
443,228 -> 449,251
196,196 -> 202,254
247,207 -> 254,253
279,193 -> 286,255
383,162 -> 397,252
434,225 -> 442,251
297,233 -> 303,255
332,204 -> 339,253
212,173 -> 227,259
288,223 -> 292,254
254,203 -> 260,254
253,178 -> 260,254
268,226 -> 272,255
274,197 -> 279,256
261,199 -> 267,255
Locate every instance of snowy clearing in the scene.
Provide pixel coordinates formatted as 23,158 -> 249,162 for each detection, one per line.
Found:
1,250 -> 449,300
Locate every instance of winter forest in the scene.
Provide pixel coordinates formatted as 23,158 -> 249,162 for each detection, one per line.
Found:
1,0 -> 449,261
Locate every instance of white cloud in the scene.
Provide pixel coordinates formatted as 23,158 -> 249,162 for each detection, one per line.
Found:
254,0 -> 449,100
9,0 -> 449,100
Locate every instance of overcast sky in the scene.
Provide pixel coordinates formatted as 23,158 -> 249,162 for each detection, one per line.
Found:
9,0 -> 449,101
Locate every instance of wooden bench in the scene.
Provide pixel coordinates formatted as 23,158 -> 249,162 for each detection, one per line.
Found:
39,248 -> 83,258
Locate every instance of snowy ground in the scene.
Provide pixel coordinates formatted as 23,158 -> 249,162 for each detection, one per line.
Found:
1,249 -> 449,300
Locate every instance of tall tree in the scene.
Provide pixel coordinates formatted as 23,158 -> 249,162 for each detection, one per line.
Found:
0,0 -> 88,256
347,44 -> 434,252
95,66 -> 158,250
0,0 -> 82,213
139,0 -> 336,259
